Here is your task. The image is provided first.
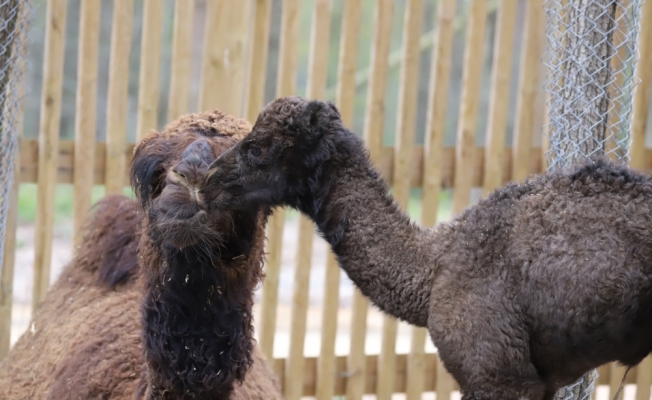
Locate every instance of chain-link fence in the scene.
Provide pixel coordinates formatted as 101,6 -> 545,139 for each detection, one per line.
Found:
0,0 -> 32,276
544,0 -> 644,398
545,0 -> 643,170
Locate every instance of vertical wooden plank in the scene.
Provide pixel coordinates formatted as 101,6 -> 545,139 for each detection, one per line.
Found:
315,253 -> 339,400
512,0 -> 542,182
245,0 -> 272,123
630,0 -> 652,170
286,2 -> 332,399
482,0 -> 517,195
167,0 -> 193,121
198,0 -> 251,117
422,0 -> 457,227
436,356 -> 456,400
105,0 -> 134,195
343,0 -> 389,398
136,0 -> 163,142
32,0 -> 68,312
258,0 -> 301,361
609,363 -> 629,400
72,0 -> 101,247
408,0 -> 457,398
378,1 -> 424,400
635,356 -> 652,400
0,6 -> 28,354
361,0 -> 394,165
452,0 -> 488,215
285,218 -> 314,400
0,150 -> 20,358
334,0 -> 362,126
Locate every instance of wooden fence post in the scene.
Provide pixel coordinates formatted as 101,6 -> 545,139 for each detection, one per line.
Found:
136,0 -> 164,142
104,0 -> 134,195
72,0 -> 101,247
452,0 -> 488,215
33,0 -> 68,312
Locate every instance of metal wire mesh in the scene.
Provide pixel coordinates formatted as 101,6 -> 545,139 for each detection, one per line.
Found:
0,0 -> 32,276
544,0 -> 644,398
545,0 -> 643,170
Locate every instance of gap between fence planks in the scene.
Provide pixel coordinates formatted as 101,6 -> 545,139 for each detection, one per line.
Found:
104,0 -> 134,196
452,0 -> 488,215
284,1 -> 333,399
257,0 -> 302,362
72,0 -> 101,247
32,0 -> 68,313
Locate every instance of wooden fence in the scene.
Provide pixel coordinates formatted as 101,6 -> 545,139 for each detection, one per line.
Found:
3,0 -> 652,399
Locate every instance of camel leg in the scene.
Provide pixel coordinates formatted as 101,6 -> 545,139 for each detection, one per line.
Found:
429,293 -> 546,400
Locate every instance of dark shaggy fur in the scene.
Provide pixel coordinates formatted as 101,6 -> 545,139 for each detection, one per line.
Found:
132,110 -> 279,400
0,110 -> 281,400
204,96 -> 652,400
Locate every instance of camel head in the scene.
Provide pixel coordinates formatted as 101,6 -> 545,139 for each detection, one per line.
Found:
204,96 -> 345,214
131,110 -> 271,397
131,110 -> 261,254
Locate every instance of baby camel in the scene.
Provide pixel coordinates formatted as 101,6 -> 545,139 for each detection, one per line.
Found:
204,96 -> 652,400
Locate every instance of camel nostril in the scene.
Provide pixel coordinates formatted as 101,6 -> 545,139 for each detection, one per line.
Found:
172,169 -> 186,180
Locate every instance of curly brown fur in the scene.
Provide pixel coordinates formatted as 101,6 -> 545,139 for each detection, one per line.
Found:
0,109 -> 281,400
205,96 -> 652,400
132,110 -> 278,400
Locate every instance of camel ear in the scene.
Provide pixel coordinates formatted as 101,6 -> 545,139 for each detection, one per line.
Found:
300,100 -> 340,148
130,132 -> 169,208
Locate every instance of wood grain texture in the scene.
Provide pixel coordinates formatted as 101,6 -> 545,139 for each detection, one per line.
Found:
72,0 -> 101,247
630,0 -> 652,170
245,0 -> 272,123
136,0 -> 163,141
33,0 -> 68,313
452,0 -> 488,214
483,0 -> 517,195
167,0 -> 193,121
198,0 -> 251,116
512,0 -> 542,182
104,0 -> 134,195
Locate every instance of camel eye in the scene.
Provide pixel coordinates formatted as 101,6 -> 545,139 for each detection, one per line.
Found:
249,147 -> 262,157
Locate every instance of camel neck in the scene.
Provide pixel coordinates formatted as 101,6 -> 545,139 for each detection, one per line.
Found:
141,242 -> 257,400
300,134 -> 436,327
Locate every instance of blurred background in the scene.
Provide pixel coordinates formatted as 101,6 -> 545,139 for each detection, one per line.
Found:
8,0 -> 652,398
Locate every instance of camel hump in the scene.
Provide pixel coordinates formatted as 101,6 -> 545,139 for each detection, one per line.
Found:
76,194 -> 143,288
